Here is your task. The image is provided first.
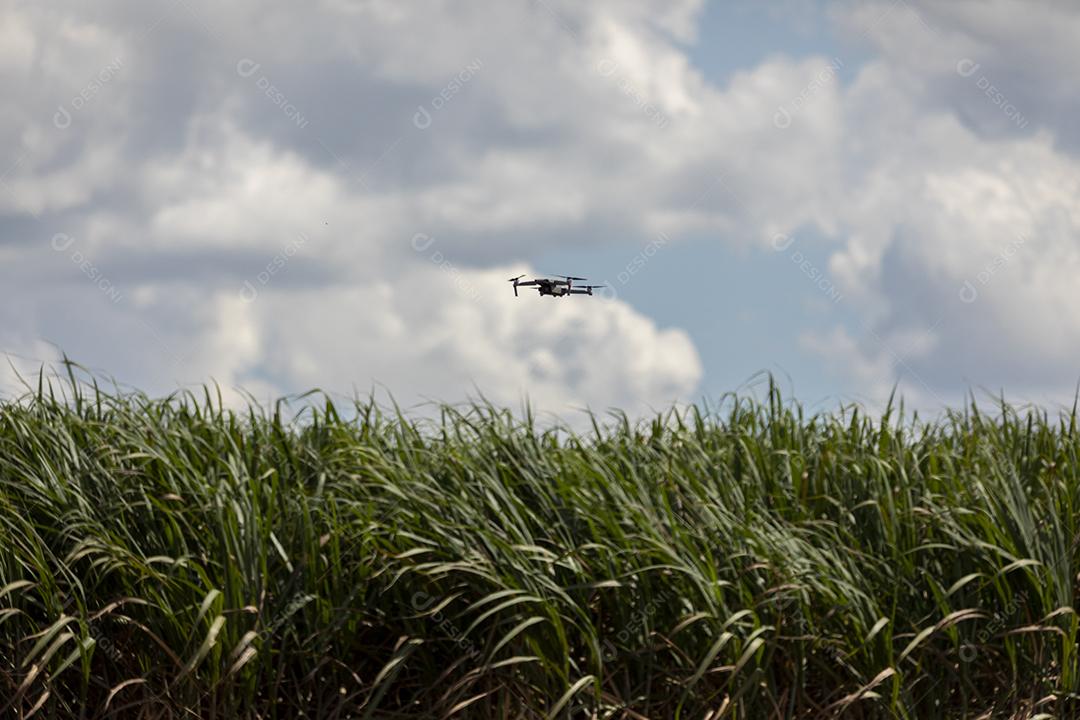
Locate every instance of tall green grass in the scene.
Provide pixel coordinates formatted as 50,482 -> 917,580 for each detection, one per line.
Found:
1,367 -> 1078,718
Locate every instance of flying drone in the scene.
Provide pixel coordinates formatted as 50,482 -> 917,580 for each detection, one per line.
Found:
508,274 -> 605,297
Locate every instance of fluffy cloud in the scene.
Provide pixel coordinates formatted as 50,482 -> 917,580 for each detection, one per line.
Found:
0,0 -> 711,413
2,0 -> 1078,414
800,0 -> 1080,407
0,263 -> 702,418
239,266 -> 701,414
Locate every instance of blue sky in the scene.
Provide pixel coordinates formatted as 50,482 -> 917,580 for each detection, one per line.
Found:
2,0 -> 1078,418
535,225 -> 857,409
689,1 -> 836,75
534,0 -> 941,410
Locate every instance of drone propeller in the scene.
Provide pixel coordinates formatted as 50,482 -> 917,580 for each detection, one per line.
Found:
508,274 -> 526,297
569,284 -> 605,296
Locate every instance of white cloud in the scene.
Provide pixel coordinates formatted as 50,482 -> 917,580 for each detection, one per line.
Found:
1,0 -> 717,415
0,264 -> 702,419
3,0 -> 1080,415
241,266 -> 702,414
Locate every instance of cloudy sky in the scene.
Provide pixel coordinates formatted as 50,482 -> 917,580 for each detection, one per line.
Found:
2,0 -> 1077,418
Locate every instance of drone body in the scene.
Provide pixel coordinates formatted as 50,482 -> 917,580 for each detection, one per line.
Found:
508,275 -> 604,297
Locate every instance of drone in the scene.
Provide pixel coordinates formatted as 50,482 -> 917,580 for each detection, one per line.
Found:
508,274 -> 605,297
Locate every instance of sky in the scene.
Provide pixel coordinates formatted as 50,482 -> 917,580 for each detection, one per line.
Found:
2,0 -> 1078,419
